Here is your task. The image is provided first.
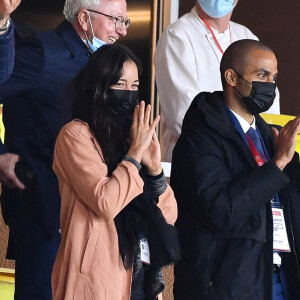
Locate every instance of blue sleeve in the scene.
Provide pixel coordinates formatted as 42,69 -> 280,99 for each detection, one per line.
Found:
0,31 -> 44,154
0,34 -> 44,101
0,22 -> 15,84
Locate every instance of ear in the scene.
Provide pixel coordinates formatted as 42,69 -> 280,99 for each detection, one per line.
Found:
77,9 -> 89,32
224,69 -> 238,87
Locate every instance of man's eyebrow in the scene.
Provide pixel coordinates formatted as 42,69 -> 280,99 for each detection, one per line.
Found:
252,69 -> 278,77
253,68 -> 271,74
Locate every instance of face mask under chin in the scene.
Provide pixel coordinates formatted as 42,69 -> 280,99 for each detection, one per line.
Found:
85,11 -> 106,52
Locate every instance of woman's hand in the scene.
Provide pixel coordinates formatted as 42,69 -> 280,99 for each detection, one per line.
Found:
141,131 -> 162,176
127,101 -> 160,163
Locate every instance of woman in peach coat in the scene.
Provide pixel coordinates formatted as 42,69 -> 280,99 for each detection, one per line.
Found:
51,44 -> 180,300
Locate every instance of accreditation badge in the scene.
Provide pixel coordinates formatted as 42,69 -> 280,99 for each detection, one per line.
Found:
140,239 -> 151,265
272,208 -> 291,252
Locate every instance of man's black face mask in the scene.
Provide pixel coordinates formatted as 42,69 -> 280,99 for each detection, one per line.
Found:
234,70 -> 276,115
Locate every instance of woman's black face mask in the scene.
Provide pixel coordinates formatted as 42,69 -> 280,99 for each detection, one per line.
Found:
107,89 -> 139,138
107,89 -> 139,117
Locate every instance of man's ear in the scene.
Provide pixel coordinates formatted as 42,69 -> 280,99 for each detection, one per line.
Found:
77,9 -> 89,32
225,69 -> 237,87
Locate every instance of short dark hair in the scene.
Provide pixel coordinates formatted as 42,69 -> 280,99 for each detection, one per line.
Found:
220,39 -> 274,88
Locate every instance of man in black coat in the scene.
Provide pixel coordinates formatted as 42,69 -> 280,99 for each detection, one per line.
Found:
171,39 -> 300,300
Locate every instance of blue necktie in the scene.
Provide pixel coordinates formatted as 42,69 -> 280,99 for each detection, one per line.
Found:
247,127 -> 266,163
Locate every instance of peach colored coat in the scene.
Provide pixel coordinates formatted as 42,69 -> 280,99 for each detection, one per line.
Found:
51,120 -> 177,300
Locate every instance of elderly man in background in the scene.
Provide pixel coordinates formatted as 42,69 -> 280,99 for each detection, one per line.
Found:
155,0 -> 280,161
0,0 -> 129,299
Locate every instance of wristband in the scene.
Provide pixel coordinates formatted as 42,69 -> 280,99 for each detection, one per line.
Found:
0,18 -> 10,32
123,154 -> 141,171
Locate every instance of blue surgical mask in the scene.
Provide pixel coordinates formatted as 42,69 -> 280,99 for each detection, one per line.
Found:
198,0 -> 236,18
85,11 -> 106,52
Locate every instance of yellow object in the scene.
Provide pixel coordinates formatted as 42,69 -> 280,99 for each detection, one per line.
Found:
260,113 -> 300,155
0,104 -> 4,143
0,268 -> 15,300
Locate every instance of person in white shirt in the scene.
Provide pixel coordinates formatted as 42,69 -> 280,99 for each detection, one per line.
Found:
155,0 -> 280,161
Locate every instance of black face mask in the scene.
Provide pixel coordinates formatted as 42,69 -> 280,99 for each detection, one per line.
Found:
107,89 -> 139,117
234,71 -> 276,114
107,89 -> 139,139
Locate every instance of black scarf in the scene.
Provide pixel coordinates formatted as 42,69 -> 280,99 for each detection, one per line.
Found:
114,168 -> 180,270
97,117 -> 180,272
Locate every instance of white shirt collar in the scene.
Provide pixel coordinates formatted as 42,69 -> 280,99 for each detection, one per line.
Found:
230,109 -> 256,133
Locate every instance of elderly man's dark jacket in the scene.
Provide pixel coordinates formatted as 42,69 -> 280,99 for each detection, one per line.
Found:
0,20 -> 90,241
171,91 -> 300,300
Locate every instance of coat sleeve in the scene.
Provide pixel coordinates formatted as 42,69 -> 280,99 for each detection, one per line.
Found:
157,184 -> 177,225
171,128 -> 289,232
0,36 -> 44,153
0,35 -> 44,101
0,22 -> 15,84
155,27 -> 200,138
53,122 -> 144,221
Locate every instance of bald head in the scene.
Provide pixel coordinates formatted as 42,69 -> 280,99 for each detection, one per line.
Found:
220,39 -> 274,88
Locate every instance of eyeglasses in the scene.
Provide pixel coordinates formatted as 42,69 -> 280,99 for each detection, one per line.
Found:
87,9 -> 130,29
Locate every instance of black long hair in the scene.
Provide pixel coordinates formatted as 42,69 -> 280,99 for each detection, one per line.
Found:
72,44 -> 142,172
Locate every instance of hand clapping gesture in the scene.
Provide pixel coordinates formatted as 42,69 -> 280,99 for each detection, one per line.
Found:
272,115 -> 300,170
127,101 -> 162,175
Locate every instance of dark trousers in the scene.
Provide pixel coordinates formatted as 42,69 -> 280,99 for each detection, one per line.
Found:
5,192 -> 60,300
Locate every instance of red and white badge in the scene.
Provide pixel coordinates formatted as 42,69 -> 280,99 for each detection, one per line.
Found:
272,208 -> 291,252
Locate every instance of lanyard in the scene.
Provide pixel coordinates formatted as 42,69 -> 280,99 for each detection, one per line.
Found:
223,104 -> 281,204
245,134 -> 266,167
246,130 -> 281,204
200,17 -> 232,54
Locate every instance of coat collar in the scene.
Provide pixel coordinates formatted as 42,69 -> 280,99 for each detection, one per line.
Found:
182,91 -> 275,165
182,91 -> 232,138
55,20 -> 90,57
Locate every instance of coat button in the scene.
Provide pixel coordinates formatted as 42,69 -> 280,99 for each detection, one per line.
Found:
58,228 -> 61,233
